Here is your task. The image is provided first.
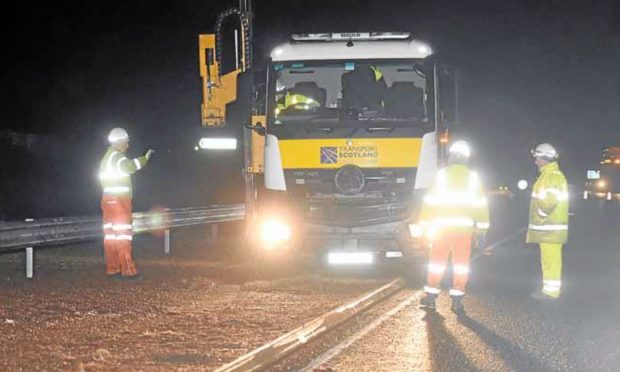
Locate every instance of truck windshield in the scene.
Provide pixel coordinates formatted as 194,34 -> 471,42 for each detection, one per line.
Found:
271,60 -> 429,124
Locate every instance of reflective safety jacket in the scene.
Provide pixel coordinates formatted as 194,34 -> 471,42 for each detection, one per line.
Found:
527,162 -> 569,244
369,65 -> 383,82
419,164 -> 490,237
99,147 -> 148,198
275,92 -> 320,116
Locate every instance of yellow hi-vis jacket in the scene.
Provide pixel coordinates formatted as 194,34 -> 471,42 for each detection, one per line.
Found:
527,161 -> 569,244
419,164 -> 490,236
98,147 -> 149,198
275,92 -> 320,116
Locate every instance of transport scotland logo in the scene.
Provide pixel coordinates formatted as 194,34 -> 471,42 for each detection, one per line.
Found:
320,147 -> 338,164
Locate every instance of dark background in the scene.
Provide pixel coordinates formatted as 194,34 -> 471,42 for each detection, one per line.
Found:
1,0 -> 619,219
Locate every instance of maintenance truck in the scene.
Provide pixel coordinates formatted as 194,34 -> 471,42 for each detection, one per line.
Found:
197,1 -> 459,265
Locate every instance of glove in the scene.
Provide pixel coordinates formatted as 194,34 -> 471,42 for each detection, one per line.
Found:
145,149 -> 155,160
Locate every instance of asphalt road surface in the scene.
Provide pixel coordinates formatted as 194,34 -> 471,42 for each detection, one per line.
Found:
315,196 -> 620,372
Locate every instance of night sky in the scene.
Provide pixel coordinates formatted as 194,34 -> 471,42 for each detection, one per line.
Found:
2,1 -> 619,217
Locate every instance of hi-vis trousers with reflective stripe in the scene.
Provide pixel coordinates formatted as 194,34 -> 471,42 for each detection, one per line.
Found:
540,243 -> 562,298
101,195 -> 137,276
424,230 -> 473,297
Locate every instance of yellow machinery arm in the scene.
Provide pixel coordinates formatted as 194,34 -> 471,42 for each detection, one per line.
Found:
199,34 -> 241,127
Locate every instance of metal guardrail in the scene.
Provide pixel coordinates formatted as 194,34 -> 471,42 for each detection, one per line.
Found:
0,204 -> 246,277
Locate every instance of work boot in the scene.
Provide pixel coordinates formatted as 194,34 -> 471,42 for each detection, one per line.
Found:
118,273 -> 143,281
451,295 -> 465,315
419,293 -> 437,309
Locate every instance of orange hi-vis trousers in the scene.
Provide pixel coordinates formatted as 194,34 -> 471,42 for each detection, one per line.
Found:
424,230 -> 473,297
101,195 -> 137,276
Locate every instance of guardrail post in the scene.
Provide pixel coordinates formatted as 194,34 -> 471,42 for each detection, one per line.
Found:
211,224 -> 219,241
26,247 -> 33,278
164,229 -> 171,255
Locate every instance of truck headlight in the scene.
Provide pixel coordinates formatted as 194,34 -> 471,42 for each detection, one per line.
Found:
408,224 -> 424,238
260,219 -> 292,245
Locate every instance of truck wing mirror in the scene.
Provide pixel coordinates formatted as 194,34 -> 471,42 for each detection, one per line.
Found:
245,122 -> 266,136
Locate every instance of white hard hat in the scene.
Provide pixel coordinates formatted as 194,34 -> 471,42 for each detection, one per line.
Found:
108,127 -> 129,144
449,140 -> 471,159
531,143 -> 558,160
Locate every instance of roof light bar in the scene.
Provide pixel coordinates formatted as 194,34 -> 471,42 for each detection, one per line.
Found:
291,32 -> 412,42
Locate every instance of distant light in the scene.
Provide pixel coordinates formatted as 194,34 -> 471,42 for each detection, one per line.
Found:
597,180 -> 607,190
194,146 -> 199,151
587,170 -> 601,180
198,138 -> 237,150
517,180 -> 528,190
328,252 -> 374,265
439,132 -> 450,144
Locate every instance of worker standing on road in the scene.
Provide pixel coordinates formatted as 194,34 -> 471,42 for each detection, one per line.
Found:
418,140 -> 490,313
99,128 -> 154,279
527,143 -> 569,299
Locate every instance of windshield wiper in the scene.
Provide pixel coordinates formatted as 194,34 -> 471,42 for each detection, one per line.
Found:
366,126 -> 394,133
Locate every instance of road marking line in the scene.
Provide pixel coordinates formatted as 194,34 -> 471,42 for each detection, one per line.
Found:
299,291 -> 422,371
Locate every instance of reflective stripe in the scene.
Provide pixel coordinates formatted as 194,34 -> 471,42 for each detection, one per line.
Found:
111,224 -> 133,231
428,263 -> 446,274
432,217 -> 475,228
453,265 -> 470,275
103,186 -> 131,194
529,224 -> 568,231
449,289 -> 465,296
104,234 -> 133,241
134,158 -> 142,170
99,171 -> 130,180
543,280 -> 561,294
543,280 -> 562,289
476,222 -> 490,229
469,172 -> 480,193
99,151 -> 130,180
426,171 -> 485,207
103,223 -> 113,229
424,285 -> 441,294
532,189 -> 569,201
536,208 -> 549,217
116,157 -> 127,171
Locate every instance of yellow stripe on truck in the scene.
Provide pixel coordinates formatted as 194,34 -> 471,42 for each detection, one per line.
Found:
278,138 -> 422,169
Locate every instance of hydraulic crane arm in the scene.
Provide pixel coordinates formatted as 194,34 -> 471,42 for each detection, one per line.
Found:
199,1 -> 253,127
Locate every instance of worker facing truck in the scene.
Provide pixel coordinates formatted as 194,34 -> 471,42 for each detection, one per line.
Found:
99,127 -> 154,279
418,140 -> 489,313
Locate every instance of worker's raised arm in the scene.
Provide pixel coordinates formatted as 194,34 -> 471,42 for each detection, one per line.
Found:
116,150 -> 153,175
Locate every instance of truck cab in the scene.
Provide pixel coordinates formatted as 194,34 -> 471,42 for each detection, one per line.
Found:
253,33 -> 457,264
